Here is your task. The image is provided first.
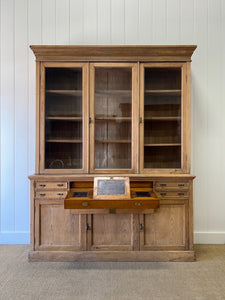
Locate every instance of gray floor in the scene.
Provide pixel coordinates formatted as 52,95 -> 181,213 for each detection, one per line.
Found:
0,245 -> 225,300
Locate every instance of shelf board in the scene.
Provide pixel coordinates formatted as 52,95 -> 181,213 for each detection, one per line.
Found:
46,139 -> 82,143
95,117 -> 131,121
144,143 -> 181,147
144,116 -> 181,121
46,116 -> 82,121
95,90 -> 132,96
95,139 -> 131,144
145,89 -> 181,95
46,90 -> 82,96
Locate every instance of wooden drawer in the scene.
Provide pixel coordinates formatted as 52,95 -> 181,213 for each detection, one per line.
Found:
64,199 -> 159,210
155,182 -> 189,190
35,191 -> 67,199
35,181 -> 67,190
156,191 -> 188,198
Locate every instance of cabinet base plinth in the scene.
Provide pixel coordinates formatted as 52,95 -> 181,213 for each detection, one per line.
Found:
28,250 -> 195,262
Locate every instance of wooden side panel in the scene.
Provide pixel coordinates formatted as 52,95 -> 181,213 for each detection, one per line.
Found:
140,204 -> 187,250
30,180 -> 35,250
35,200 -> 85,251
88,214 -> 138,251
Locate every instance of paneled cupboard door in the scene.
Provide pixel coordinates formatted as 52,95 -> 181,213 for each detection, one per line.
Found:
139,63 -> 190,174
90,63 -> 138,173
40,63 -> 89,173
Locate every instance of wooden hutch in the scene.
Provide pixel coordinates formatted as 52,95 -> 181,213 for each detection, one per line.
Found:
29,45 -> 196,261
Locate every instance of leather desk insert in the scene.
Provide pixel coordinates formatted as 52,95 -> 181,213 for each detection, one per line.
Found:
64,181 -> 159,210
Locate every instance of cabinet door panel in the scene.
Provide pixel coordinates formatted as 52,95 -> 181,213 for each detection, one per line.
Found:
90,63 -> 138,173
40,62 -> 88,173
35,201 -> 86,250
140,63 -> 188,173
88,214 -> 139,251
140,204 -> 187,250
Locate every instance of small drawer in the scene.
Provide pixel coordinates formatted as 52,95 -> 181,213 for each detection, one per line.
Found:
155,182 -> 189,190
157,191 -> 188,198
64,199 -> 160,210
35,182 -> 67,190
35,191 -> 67,199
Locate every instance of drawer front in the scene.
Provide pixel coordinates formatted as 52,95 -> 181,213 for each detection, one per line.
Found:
35,191 -> 67,199
35,182 -> 67,190
157,191 -> 188,198
155,182 -> 188,190
64,199 -> 160,210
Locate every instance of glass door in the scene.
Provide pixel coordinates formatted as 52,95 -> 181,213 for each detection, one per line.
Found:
140,64 -> 185,172
40,63 -> 88,173
90,63 -> 138,173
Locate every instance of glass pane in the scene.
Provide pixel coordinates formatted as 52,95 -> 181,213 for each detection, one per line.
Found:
45,68 -> 83,169
94,67 -> 132,169
144,68 -> 181,169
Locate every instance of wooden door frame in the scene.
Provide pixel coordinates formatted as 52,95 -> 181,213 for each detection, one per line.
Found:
139,62 -> 190,174
39,62 -> 89,174
89,62 -> 139,174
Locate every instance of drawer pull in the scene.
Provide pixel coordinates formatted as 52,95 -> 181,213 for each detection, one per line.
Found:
39,184 -> 46,187
57,184 -> 64,187
135,202 -> 141,206
178,192 -> 185,196
178,184 -> 185,187
82,202 -> 89,207
39,193 -> 46,197
160,183 -> 167,187
160,192 -> 167,196
57,193 -> 64,196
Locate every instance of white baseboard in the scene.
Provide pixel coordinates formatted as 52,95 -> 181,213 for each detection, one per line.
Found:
194,232 -> 225,244
0,232 -> 29,244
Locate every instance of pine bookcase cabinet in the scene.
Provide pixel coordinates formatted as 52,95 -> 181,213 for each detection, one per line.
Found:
29,46 -> 196,262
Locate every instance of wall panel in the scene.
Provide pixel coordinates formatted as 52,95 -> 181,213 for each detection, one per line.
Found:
14,0 -> 29,232
0,0 -> 15,233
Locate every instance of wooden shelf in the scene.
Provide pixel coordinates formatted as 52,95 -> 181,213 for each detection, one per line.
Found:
95,139 -> 131,144
95,117 -> 131,121
95,90 -> 131,96
46,139 -> 82,143
145,90 -> 181,95
46,90 -> 82,96
46,116 -> 82,121
144,143 -> 181,147
144,117 -> 181,121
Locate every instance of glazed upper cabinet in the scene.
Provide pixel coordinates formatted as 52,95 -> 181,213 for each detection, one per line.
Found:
40,63 -> 88,173
140,63 -> 190,173
34,46 -> 195,174
90,63 -> 138,173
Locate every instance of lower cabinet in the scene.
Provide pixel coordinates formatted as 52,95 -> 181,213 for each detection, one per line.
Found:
140,204 -> 188,250
34,201 -> 188,252
34,200 -> 86,251
87,214 -> 139,251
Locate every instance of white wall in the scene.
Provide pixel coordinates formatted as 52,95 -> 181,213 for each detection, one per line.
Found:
0,0 -> 225,244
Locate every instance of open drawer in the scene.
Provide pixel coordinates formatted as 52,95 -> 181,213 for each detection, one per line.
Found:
64,181 -> 159,210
